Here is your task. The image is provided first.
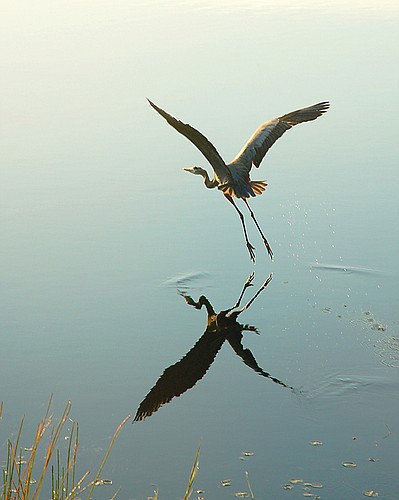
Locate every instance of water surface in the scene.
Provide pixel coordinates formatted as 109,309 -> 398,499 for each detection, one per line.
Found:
1,0 -> 398,498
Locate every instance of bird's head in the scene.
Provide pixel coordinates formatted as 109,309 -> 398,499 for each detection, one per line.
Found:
183,166 -> 207,177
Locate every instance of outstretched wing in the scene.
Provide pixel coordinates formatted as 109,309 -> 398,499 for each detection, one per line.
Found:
147,99 -> 229,180
134,330 -> 226,422
230,101 -> 330,171
226,330 -> 292,389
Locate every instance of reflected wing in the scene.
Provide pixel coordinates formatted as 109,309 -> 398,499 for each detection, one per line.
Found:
147,99 -> 229,180
134,330 -> 226,421
226,330 -> 291,389
230,101 -> 330,171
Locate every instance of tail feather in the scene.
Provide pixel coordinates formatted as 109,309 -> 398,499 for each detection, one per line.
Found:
218,180 -> 267,198
251,181 -> 267,195
218,184 -> 235,197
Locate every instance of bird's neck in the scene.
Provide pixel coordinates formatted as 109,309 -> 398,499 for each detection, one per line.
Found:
200,170 -> 219,189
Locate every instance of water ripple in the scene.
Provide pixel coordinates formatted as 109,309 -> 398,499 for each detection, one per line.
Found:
297,369 -> 399,408
310,262 -> 383,275
161,271 -> 211,290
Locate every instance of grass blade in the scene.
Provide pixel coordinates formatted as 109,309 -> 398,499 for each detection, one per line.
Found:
183,444 -> 200,500
86,414 -> 131,500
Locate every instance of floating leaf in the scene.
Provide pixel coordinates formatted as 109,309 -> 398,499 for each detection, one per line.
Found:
363,491 -> 379,497
221,479 -> 231,487
290,478 -> 303,484
94,479 -> 113,485
303,482 -> 323,488
309,441 -> 323,446
242,451 -> 254,456
234,492 -> 249,498
282,484 -> 294,490
342,461 -> 357,468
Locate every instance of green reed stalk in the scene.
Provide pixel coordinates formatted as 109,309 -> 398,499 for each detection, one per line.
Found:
183,444 -> 200,500
1,400 -> 127,500
86,414 -> 131,499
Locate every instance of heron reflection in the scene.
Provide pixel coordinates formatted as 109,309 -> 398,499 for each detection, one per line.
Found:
134,273 -> 291,422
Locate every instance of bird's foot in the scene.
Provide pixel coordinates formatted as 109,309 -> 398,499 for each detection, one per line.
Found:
260,273 -> 273,290
263,239 -> 273,260
247,242 -> 256,263
244,272 -> 255,288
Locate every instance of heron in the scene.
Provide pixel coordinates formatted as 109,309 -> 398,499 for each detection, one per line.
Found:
147,98 -> 330,262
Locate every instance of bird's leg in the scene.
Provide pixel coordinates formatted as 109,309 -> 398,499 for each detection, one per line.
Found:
237,273 -> 273,315
243,198 -> 273,260
224,272 -> 255,314
224,194 -> 256,263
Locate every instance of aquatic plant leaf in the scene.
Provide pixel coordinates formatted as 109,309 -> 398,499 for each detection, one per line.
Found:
342,461 -> 357,468
221,479 -> 231,487
303,482 -> 323,488
281,483 -> 293,490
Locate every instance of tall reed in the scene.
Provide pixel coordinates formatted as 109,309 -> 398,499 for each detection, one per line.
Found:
1,397 -> 130,500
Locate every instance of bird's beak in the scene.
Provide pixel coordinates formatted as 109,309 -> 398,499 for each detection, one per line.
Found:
183,167 -> 195,173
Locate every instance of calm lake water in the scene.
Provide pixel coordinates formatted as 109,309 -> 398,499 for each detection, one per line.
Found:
1,0 -> 399,498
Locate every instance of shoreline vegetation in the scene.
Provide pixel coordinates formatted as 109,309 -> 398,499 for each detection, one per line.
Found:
0,399 -> 203,499
0,398 -> 130,500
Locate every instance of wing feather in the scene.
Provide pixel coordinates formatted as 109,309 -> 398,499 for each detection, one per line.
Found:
147,99 -> 229,180
134,330 -> 225,421
231,101 -> 330,171
226,330 -> 292,388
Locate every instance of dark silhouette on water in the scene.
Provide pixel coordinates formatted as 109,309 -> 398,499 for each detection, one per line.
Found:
148,99 -> 329,262
134,273 -> 291,422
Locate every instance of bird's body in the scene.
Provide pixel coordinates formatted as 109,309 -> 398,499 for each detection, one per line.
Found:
148,99 -> 329,261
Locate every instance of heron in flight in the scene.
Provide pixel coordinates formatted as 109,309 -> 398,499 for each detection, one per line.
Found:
148,99 -> 329,262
